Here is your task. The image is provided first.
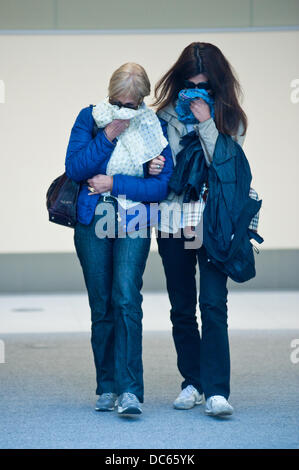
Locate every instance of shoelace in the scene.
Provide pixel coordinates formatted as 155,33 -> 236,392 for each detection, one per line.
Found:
122,392 -> 138,403
209,395 -> 226,404
179,385 -> 196,398
101,392 -> 116,399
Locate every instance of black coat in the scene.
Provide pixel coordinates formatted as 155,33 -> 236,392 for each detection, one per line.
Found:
167,131 -> 264,283
168,131 -> 208,202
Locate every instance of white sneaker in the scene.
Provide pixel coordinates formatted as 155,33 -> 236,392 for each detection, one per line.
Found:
173,385 -> 203,410
205,395 -> 234,416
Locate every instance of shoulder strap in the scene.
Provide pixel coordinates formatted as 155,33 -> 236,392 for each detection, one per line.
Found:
92,120 -> 98,139
89,104 -> 99,138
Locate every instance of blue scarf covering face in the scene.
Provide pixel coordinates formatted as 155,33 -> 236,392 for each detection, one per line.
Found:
175,88 -> 215,124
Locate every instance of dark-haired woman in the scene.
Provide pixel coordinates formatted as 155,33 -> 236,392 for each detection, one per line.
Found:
148,42 -> 256,416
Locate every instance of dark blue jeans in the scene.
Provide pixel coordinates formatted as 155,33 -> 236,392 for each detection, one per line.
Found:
157,230 -> 230,400
74,198 -> 151,402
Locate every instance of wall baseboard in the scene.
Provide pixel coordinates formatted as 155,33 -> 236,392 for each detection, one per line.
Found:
0,249 -> 298,294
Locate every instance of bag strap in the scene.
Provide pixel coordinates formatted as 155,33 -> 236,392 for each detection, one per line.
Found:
89,104 -> 99,138
92,120 -> 98,139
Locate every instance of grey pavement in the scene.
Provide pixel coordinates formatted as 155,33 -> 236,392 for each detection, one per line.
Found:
0,291 -> 298,449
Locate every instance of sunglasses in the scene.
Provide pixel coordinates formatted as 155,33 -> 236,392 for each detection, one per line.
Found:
109,99 -> 141,110
183,80 -> 212,91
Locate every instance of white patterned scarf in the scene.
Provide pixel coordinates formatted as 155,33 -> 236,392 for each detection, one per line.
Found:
92,98 -> 168,209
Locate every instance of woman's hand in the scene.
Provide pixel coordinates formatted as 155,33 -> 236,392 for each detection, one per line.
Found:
148,155 -> 165,176
190,98 -> 211,123
104,119 -> 131,142
87,175 -> 113,195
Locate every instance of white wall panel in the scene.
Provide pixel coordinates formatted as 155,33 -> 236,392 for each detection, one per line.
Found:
0,31 -> 298,252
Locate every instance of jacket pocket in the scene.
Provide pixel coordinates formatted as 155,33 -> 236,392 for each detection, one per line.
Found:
225,236 -> 256,283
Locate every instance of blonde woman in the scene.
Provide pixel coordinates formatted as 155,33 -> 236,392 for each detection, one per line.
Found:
65,63 -> 173,416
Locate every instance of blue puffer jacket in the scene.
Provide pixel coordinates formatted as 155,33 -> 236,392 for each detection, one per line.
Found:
65,105 -> 173,230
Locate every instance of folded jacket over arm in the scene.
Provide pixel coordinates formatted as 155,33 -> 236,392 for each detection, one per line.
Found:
202,132 -> 264,282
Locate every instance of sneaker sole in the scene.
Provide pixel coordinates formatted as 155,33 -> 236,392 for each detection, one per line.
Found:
173,397 -> 203,409
205,408 -> 233,416
173,399 -> 203,410
118,406 -> 142,415
95,406 -> 115,412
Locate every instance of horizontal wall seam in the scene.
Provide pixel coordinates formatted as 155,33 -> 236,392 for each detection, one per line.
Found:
0,26 -> 299,35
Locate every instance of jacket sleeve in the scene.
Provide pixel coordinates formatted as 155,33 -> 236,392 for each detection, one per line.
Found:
111,118 -> 174,202
65,107 -> 116,183
195,118 -> 246,167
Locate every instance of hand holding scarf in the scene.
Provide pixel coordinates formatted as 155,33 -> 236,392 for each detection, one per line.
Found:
175,88 -> 215,124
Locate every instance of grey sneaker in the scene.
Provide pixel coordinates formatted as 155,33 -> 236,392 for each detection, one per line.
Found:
205,395 -> 234,416
117,392 -> 142,415
173,385 -> 203,410
95,393 -> 117,411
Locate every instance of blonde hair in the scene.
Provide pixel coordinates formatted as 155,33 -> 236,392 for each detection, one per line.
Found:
108,63 -> 151,103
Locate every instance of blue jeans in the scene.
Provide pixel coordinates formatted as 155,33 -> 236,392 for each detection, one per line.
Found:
157,229 -> 230,400
74,197 -> 151,402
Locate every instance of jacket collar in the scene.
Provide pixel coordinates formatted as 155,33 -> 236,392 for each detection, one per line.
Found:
213,133 -> 237,165
158,102 -> 238,165
157,102 -> 186,135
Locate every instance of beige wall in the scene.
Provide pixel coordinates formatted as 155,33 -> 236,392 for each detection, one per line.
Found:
0,30 -> 298,253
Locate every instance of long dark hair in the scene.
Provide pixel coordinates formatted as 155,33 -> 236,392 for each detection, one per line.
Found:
152,42 -> 247,136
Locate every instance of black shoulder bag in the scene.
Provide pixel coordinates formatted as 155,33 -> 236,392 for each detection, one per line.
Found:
46,110 -> 99,228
